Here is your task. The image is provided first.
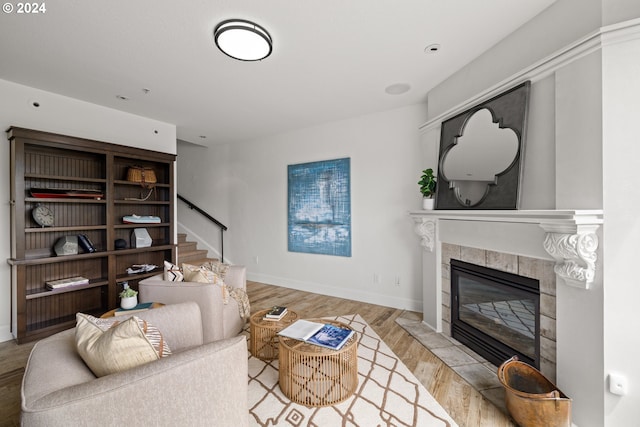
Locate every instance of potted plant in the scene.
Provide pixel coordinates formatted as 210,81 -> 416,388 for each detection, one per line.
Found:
418,168 -> 437,209
119,282 -> 138,309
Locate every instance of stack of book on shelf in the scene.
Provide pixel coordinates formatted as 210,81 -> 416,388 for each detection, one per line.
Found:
263,306 -> 288,321
46,276 -> 89,290
278,319 -> 355,351
114,302 -> 154,316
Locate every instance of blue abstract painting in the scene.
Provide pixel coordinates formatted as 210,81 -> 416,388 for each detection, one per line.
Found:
288,158 -> 351,257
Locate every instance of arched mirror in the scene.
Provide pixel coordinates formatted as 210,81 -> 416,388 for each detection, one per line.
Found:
435,81 -> 530,210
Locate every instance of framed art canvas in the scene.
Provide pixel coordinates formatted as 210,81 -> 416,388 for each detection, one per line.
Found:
287,158 -> 351,257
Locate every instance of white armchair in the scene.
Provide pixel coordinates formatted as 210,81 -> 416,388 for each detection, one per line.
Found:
139,265 -> 247,342
21,303 -> 249,426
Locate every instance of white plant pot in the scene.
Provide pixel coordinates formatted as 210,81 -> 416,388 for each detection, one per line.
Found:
120,295 -> 138,310
422,198 -> 435,210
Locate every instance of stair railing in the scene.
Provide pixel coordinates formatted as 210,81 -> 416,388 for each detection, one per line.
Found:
177,194 -> 227,262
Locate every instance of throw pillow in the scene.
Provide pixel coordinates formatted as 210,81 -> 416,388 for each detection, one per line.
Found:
75,313 -> 171,377
200,260 -> 230,280
163,260 -> 183,282
182,263 -> 224,285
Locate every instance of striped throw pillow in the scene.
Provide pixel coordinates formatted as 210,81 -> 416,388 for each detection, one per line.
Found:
75,313 -> 171,377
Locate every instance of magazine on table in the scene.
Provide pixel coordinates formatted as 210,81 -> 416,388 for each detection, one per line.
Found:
277,319 -> 355,351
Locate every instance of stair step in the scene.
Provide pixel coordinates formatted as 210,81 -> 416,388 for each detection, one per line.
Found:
178,249 -> 209,264
178,241 -> 197,252
183,257 -> 220,266
176,233 -> 219,265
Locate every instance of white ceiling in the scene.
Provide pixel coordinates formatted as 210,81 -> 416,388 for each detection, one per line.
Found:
0,0 -> 556,146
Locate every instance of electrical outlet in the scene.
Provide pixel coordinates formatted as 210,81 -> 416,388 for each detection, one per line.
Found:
394,276 -> 401,287
373,273 -> 380,284
608,373 -> 628,396
254,255 -> 259,265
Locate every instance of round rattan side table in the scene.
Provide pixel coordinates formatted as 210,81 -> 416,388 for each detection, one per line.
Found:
278,319 -> 358,407
250,309 -> 299,360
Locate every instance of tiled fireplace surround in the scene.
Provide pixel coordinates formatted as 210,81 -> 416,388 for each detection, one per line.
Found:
440,243 -> 557,381
408,209 -> 603,412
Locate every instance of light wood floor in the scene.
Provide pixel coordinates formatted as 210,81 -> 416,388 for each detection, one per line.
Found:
0,281 -> 515,427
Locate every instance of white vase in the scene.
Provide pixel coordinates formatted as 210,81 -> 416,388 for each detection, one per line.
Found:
422,198 -> 435,210
120,295 -> 138,310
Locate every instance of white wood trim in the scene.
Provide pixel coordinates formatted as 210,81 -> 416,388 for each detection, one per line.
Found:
409,210 -> 603,289
419,19 -> 640,133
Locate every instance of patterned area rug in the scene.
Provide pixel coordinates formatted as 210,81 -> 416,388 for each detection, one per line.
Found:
246,314 -> 458,427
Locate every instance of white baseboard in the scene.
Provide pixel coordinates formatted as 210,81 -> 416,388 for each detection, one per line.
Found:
248,272 -> 422,313
0,325 -> 14,343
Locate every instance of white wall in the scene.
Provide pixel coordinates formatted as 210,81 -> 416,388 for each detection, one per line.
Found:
177,103 -> 428,311
427,0 -> 603,120
421,1 -> 640,425
176,141 -> 230,260
0,78 -> 176,342
601,33 -> 640,427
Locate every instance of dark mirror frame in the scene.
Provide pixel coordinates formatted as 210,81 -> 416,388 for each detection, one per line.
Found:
435,81 -> 531,210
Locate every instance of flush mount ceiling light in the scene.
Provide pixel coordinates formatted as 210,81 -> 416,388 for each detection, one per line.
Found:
214,19 -> 272,61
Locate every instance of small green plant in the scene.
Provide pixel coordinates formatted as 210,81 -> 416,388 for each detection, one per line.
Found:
418,168 -> 437,198
119,284 -> 138,298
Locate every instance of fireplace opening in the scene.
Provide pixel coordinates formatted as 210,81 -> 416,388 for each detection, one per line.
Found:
450,259 -> 540,368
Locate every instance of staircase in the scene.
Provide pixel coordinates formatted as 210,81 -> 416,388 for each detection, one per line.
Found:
177,233 -> 219,265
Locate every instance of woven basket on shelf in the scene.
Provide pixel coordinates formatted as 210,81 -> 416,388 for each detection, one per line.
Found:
126,166 -> 157,187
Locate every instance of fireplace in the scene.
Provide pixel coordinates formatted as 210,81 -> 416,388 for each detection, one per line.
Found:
450,259 -> 540,368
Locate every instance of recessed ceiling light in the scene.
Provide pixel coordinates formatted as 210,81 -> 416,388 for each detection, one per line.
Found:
424,44 -> 441,54
385,83 -> 411,95
214,19 -> 272,61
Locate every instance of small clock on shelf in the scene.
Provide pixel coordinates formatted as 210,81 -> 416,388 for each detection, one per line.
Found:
32,204 -> 54,227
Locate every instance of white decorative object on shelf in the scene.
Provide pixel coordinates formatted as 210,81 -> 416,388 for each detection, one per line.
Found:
132,228 -> 152,248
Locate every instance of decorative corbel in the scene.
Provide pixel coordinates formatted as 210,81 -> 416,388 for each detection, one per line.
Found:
412,217 -> 437,252
542,225 -> 599,289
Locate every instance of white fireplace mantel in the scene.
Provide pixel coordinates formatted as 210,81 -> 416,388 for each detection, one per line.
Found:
409,209 -> 603,289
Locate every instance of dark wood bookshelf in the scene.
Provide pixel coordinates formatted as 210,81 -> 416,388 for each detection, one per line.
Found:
8,126 -> 177,343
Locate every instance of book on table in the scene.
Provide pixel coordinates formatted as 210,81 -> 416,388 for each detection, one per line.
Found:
114,302 -> 154,316
264,306 -> 288,320
277,319 -> 355,351
46,276 -> 89,290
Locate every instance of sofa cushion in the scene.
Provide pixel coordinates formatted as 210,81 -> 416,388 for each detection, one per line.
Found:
164,260 -> 184,282
75,313 -> 171,377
